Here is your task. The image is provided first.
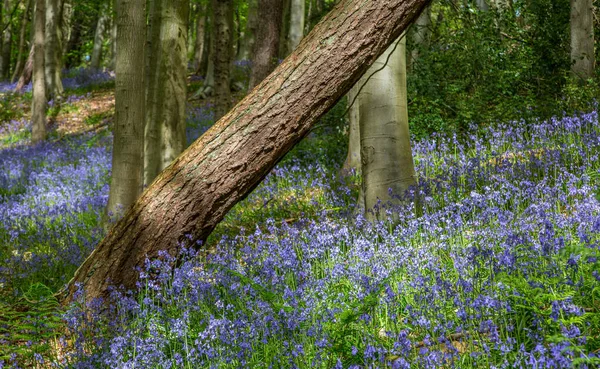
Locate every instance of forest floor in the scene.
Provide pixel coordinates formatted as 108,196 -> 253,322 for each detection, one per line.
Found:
0,71 -> 599,368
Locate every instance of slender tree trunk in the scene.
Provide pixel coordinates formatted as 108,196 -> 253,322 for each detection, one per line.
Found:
287,0 -> 304,52
11,0 -> 33,82
15,46 -> 33,91
0,0 -> 12,80
105,0 -> 146,220
476,0 -> 489,11
187,4 -> 195,57
212,0 -> 234,120
44,0 -> 63,98
359,36 -> 416,220
32,0 -> 46,143
237,0 -> 256,61
316,0 -> 324,13
192,11 -> 214,95
410,5 -> 430,66
193,3 -> 205,71
60,0 -> 431,306
248,0 -> 283,89
278,0 -> 290,57
144,0 -> 189,187
63,6 -> 80,68
570,0 -> 595,80
342,84 -> 361,174
60,0 -> 72,56
109,5 -> 116,70
145,0 -> 158,103
234,7 -> 240,58
1,22 -> 12,80
90,0 -> 109,69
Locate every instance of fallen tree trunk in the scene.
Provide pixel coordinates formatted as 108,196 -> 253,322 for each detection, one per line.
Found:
60,0 -> 431,305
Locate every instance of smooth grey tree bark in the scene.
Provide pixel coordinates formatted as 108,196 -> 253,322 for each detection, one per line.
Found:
44,0 -> 63,98
287,0 -> 304,52
410,5 -> 431,66
342,84 -> 361,174
32,0 -> 46,143
90,0 -> 109,69
212,0 -> 234,120
570,0 -> 595,80
144,0 -> 189,187
106,0 -> 146,220
359,36 -> 417,220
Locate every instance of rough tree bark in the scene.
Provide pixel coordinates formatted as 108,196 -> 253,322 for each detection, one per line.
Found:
212,0 -> 234,120
248,0 -> 283,89
143,0 -> 188,186
32,0 -> 46,143
359,36 -> 416,221
570,0 -> 595,80
105,0 -> 146,220
60,0 -> 431,306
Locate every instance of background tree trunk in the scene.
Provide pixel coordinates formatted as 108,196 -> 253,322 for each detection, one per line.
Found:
63,4 -> 81,69
287,0 -> 304,52
11,0 -> 33,83
15,46 -> 33,91
44,0 -> 63,99
193,3 -> 206,72
60,0 -> 72,56
90,0 -> 109,69
212,0 -> 234,120
410,5 -> 430,67
278,0 -> 290,57
570,0 -> 595,80
60,0 -> 431,306
476,0 -> 490,11
144,0 -> 189,187
108,4 -> 116,70
0,0 -> 13,80
32,0 -> 46,143
248,0 -> 283,89
359,36 -> 416,220
105,0 -> 146,220
341,84 -> 361,174
237,0 -> 256,61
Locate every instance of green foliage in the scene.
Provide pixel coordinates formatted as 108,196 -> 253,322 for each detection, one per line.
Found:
0,283 -> 62,364
0,93 -> 25,122
407,0 -> 597,138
